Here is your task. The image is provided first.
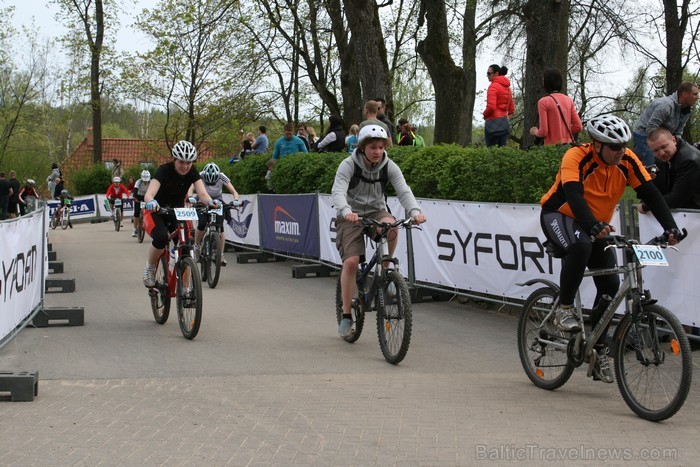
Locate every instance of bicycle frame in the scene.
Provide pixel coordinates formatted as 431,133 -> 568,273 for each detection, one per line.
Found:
161,218 -> 194,297
355,219 -> 406,307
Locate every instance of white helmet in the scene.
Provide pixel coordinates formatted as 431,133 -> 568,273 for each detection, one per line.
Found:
113,176 -> 122,184
201,163 -> 221,185
140,170 -> 151,182
172,140 -> 198,162
27,179 -> 36,185
358,124 -> 389,144
586,115 -> 632,144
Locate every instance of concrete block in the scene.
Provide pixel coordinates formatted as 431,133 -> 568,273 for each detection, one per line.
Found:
48,261 -> 64,274
45,278 -> 76,293
48,251 -> 57,261
236,252 -> 282,264
291,264 -> 335,279
32,306 -> 84,327
0,371 -> 39,402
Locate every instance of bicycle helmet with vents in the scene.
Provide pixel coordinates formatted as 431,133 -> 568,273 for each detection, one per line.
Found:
201,163 -> 221,185
358,124 -> 389,144
172,140 -> 198,162
586,115 -> 632,144
140,170 -> 151,182
112,176 -> 121,184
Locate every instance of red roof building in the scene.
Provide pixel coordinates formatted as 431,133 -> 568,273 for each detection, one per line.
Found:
62,129 -> 218,177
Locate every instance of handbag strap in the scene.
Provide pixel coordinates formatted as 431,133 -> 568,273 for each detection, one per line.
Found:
549,94 -> 576,142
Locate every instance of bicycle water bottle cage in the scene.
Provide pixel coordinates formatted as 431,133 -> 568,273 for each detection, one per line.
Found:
544,240 -> 566,259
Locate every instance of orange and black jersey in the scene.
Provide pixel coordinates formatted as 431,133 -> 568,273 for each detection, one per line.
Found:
541,143 -> 651,228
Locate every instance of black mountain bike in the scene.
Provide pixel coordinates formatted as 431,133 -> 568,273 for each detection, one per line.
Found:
335,217 -> 417,364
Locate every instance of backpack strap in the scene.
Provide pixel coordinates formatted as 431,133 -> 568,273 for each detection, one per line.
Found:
348,163 -> 389,197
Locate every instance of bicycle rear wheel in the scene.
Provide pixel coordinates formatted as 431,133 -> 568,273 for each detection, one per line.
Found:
177,256 -> 203,339
206,233 -> 221,289
614,304 -> 692,421
114,208 -> 121,231
60,208 -> 70,229
376,270 -> 412,364
150,255 -> 170,324
335,272 -> 365,343
517,287 -> 574,390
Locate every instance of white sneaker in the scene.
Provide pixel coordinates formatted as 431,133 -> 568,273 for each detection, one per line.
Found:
131,230 -> 137,237
143,264 -> 156,287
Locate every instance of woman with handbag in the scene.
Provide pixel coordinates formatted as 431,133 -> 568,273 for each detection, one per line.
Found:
483,64 -> 515,147
529,68 -> 583,146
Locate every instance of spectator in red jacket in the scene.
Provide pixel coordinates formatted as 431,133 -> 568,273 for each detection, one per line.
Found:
483,64 -> 515,147
530,68 -> 583,146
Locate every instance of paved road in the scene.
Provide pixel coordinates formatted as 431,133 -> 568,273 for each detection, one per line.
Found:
1,221 -> 700,465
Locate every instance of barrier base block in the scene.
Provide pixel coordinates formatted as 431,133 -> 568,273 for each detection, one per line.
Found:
292,264 -> 335,279
48,250 -> 57,261
33,307 -> 84,327
410,287 -> 452,303
0,371 -> 39,402
45,278 -> 76,293
236,252 -> 282,264
48,261 -> 64,274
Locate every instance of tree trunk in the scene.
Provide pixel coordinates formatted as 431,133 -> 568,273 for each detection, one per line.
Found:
417,0 -> 470,145
89,0 -> 104,164
663,0 -> 684,95
327,0 -> 362,126
343,0 -> 393,120
521,0 -> 569,149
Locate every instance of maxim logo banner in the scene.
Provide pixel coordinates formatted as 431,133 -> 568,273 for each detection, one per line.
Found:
259,194 -> 320,258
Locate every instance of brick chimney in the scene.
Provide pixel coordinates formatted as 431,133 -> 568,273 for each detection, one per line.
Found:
86,127 -> 93,148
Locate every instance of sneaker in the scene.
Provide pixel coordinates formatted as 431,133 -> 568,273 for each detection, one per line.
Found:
143,264 -> 156,287
386,282 -> 396,298
592,346 -> 615,383
131,230 -> 137,237
553,306 -> 580,332
220,258 -> 227,267
338,317 -> 353,338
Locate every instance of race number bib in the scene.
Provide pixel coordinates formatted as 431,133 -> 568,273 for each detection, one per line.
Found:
633,245 -> 669,266
211,206 -> 223,216
115,199 -> 122,207
174,207 -> 198,221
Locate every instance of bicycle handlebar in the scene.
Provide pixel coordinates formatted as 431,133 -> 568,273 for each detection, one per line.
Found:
359,217 -> 415,229
597,228 -> 688,249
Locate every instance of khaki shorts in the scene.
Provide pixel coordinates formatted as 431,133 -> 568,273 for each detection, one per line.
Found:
335,210 -> 393,262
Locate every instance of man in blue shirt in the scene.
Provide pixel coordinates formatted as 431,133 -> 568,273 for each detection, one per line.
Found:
252,125 -> 269,154
266,123 -> 308,191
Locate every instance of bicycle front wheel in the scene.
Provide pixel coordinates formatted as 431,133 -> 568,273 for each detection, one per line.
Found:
376,270 -> 412,364
335,272 -> 366,343
138,217 -> 145,243
50,211 -> 58,229
150,255 -> 170,324
517,287 -> 574,390
177,256 -> 203,339
206,233 -> 221,289
61,207 -> 70,229
614,304 -> 692,421
114,209 -> 121,231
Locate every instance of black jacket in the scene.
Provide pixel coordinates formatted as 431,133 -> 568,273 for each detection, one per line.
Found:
652,137 -> 700,210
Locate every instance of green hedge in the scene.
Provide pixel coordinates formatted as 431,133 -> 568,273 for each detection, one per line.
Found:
225,145 -> 565,203
70,145 -> 567,204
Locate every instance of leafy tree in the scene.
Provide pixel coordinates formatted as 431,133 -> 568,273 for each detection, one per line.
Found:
53,0 -> 108,164
131,0 -> 260,150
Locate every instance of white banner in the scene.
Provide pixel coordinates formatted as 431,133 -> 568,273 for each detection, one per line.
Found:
223,194 -> 260,247
95,194 -> 135,218
638,211 -> 700,327
411,200 -> 621,306
0,209 -> 46,340
318,195 -> 408,276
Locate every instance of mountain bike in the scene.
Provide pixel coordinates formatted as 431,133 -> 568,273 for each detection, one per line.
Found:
199,202 -> 238,289
50,198 -> 71,230
517,230 -> 692,421
111,198 -> 123,231
335,217 -> 417,364
147,205 -> 207,340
